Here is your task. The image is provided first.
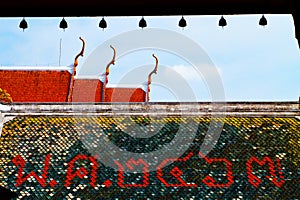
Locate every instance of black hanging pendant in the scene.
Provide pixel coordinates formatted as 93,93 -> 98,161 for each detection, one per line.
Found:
178,16 -> 187,29
99,17 -> 107,30
139,17 -> 147,29
59,18 -> 68,31
219,16 -> 227,28
19,18 -> 28,31
259,15 -> 267,26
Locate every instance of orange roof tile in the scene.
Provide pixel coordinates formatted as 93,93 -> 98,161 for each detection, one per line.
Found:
72,79 -> 103,102
104,87 -> 146,102
0,70 -> 71,102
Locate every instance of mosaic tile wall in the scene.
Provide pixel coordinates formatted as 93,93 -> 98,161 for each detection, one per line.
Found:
0,116 -> 299,199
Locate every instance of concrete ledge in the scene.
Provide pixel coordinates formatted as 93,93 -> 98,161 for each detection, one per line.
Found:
1,102 -> 299,117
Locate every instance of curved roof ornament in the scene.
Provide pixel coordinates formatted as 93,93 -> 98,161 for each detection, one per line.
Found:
102,45 -> 116,102
67,37 -> 85,102
73,37 -> 86,71
147,54 -> 159,102
105,45 -> 116,85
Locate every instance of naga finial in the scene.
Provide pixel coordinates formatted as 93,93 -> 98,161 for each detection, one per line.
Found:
73,36 -> 85,69
67,37 -> 85,102
147,54 -> 159,102
105,45 -> 116,83
102,45 -> 117,102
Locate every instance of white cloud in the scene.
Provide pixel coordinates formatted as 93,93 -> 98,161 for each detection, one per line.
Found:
171,65 -> 199,80
170,64 -> 222,81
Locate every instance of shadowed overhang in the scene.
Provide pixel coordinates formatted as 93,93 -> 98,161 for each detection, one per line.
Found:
0,0 -> 297,17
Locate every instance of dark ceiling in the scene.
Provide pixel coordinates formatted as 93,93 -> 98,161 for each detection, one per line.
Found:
0,0 -> 296,17
0,0 -> 299,47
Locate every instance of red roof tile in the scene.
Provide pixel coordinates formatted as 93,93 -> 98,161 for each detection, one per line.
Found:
0,70 -> 71,102
0,70 -> 147,103
104,87 -> 146,102
72,79 -> 103,102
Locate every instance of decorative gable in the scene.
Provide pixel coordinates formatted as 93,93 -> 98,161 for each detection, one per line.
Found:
104,87 -> 146,102
0,70 -> 71,102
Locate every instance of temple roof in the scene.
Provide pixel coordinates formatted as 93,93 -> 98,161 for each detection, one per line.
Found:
0,105 -> 299,199
0,69 -> 146,103
72,79 -> 103,102
0,70 -> 71,102
104,87 -> 146,102
0,102 -> 299,199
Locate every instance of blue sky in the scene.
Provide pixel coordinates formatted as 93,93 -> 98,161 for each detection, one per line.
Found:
0,14 -> 299,102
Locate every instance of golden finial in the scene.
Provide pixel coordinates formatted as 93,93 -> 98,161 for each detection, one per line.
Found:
102,45 -> 117,101
67,37 -> 85,102
105,45 -> 116,80
73,36 -> 85,69
147,54 -> 159,102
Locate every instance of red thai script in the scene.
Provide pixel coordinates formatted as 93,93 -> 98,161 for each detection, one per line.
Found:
115,158 -> 149,188
10,153 -> 285,189
11,154 -> 51,187
199,152 -> 234,188
64,154 -> 98,188
157,152 -> 197,187
246,156 -> 285,188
